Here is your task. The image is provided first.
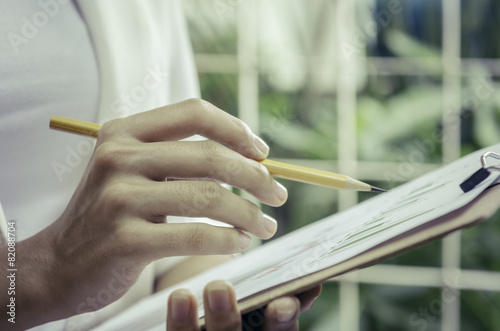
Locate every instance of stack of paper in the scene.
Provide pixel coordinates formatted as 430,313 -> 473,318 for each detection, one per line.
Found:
94,143 -> 500,331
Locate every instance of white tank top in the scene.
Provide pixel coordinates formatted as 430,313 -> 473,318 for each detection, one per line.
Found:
0,1 -> 200,329
0,0 -> 100,240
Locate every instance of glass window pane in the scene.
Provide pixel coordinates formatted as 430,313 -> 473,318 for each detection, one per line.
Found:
300,282 -> 340,330
360,285 -> 442,331
460,76 -> 500,155
363,0 -> 442,58
259,75 -> 338,160
461,1 -> 500,58
461,209 -> 500,271
357,75 -> 443,164
183,0 -> 237,54
460,290 -> 500,331
381,240 -> 442,268
199,73 -> 238,116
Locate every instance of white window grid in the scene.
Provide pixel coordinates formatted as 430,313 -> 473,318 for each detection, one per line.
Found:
184,0 -> 500,330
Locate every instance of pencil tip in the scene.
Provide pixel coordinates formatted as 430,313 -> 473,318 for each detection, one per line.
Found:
371,186 -> 387,193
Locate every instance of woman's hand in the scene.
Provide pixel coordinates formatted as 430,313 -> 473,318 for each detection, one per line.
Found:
167,281 -> 322,331
9,99 -> 288,329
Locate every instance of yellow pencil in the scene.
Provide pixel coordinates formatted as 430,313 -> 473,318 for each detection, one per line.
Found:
50,115 -> 385,192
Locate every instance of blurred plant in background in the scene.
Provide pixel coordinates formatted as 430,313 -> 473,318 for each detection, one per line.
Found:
182,0 -> 500,330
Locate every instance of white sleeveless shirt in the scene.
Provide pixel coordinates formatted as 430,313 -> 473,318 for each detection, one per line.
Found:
0,1 -> 199,329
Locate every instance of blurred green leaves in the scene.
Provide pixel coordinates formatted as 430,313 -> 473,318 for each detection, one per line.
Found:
183,0 -> 500,330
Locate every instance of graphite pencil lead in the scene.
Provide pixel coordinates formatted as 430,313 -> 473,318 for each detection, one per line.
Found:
371,186 -> 387,193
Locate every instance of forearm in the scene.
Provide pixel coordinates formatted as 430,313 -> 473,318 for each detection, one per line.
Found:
0,229 -> 60,330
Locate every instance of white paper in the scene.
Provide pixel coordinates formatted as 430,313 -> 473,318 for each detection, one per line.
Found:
93,143 -> 500,331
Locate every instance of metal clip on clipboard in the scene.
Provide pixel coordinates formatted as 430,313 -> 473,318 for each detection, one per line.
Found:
460,151 -> 500,193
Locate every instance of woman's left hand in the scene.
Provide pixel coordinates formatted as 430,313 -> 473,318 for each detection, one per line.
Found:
166,280 -> 322,330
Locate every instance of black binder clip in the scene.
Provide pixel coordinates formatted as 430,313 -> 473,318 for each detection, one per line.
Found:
460,151 -> 500,193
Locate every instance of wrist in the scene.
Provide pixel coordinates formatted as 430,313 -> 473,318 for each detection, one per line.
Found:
14,227 -> 64,328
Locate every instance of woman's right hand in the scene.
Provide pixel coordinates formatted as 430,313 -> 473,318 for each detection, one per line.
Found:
9,99 -> 288,329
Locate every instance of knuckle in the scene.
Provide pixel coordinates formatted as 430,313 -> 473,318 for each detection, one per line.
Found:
93,141 -> 127,171
176,181 -> 223,214
184,97 -> 203,107
176,182 -> 198,208
198,181 -> 223,209
181,98 -> 216,133
188,224 -> 209,251
250,160 -> 270,179
199,140 -> 222,165
111,223 -> 150,260
101,181 -> 133,212
221,231 -> 240,253
184,98 -> 212,115
98,118 -> 126,141
195,98 -> 212,111
111,225 -> 137,256
228,116 -> 253,144
232,116 -> 251,136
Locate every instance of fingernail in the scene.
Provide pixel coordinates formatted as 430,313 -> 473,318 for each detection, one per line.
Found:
274,181 -> 288,201
253,134 -> 270,159
207,282 -> 231,313
276,298 -> 297,323
239,232 -> 252,250
171,291 -> 191,322
263,214 -> 277,234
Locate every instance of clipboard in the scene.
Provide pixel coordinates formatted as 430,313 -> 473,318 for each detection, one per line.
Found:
460,151 -> 500,192
238,184 -> 500,317
93,144 -> 500,331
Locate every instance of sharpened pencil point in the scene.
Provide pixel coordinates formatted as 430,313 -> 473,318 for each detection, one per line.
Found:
371,186 -> 387,193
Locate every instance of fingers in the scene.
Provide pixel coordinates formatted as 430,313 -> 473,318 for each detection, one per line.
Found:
167,289 -> 199,331
264,296 -> 301,331
295,285 -> 322,312
111,98 -> 268,161
203,281 -> 241,331
166,284 -> 308,331
140,223 -> 253,259
139,180 -> 278,239
129,140 -> 287,206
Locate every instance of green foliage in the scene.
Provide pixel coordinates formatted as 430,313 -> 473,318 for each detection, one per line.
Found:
183,0 -> 500,330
